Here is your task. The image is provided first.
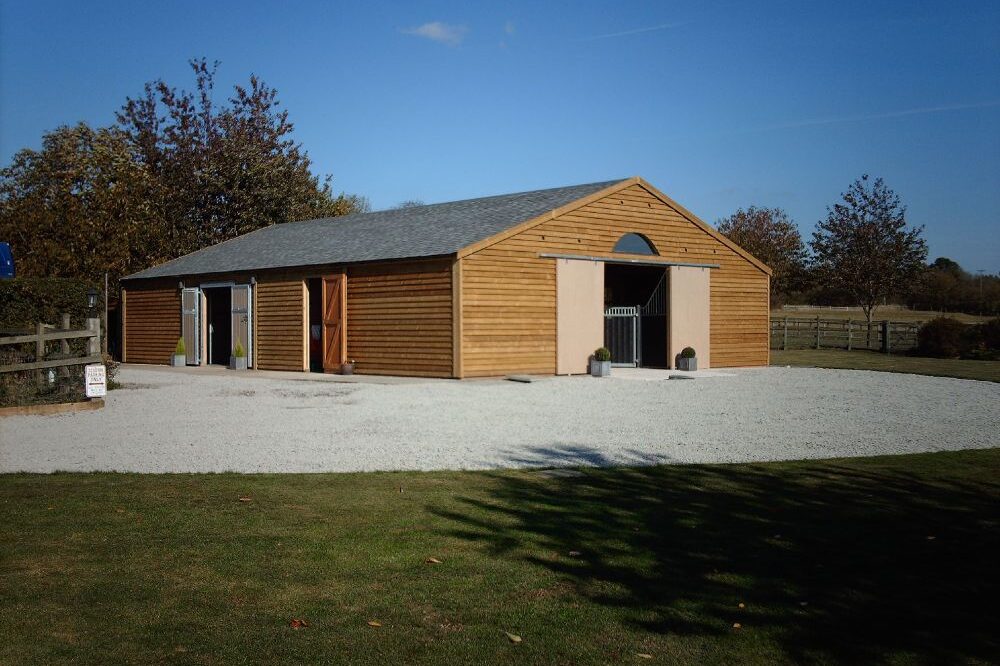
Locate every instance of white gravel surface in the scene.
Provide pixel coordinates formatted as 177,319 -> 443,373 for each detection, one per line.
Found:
1,365 -> 997,473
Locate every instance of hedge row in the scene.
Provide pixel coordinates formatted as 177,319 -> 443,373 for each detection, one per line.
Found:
918,317 -> 1000,360
0,277 -> 101,331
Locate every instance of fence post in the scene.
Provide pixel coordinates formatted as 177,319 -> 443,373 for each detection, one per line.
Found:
783,317 -> 788,350
847,319 -> 852,351
87,317 -> 101,358
35,322 -> 46,385
816,315 -> 821,350
58,313 -> 71,378
881,320 -> 890,354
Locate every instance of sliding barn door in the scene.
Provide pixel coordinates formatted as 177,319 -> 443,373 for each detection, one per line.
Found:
322,273 -> 346,372
181,287 -> 200,365
231,284 -> 252,367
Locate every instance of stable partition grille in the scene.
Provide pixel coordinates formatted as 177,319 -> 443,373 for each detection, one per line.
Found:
604,306 -> 640,366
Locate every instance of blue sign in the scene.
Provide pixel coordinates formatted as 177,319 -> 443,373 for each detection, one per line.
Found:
0,243 -> 14,279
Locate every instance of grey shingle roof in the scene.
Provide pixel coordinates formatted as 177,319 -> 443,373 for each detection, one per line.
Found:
124,179 -> 626,281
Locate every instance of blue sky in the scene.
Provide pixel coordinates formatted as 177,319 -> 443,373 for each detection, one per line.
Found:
1,0 -> 998,270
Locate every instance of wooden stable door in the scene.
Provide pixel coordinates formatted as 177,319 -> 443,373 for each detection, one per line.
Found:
322,273 -> 347,372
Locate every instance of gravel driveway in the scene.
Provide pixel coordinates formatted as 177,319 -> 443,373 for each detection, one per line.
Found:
1,365 -> 997,473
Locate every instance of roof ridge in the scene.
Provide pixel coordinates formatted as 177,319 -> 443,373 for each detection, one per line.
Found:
121,178 -> 629,281
292,179 -> 628,226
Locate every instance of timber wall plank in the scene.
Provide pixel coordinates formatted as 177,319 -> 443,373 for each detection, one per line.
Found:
256,279 -> 306,371
123,287 -> 180,364
460,183 -> 769,376
346,261 -> 453,378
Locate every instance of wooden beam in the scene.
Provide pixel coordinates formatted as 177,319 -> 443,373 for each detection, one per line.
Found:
452,258 -> 464,379
0,329 -> 97,345
1,354 -> 103,373
121,288 -> 127,362
302,280 -> 309,371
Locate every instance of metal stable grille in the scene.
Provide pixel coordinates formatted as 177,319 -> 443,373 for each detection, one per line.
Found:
642,273 -> 667,316
604,306 -> 639,366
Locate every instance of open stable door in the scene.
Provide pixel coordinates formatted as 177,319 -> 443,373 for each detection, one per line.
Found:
231,284 -> 252,367
322,273 -> 346,372
181,288 -> 200,365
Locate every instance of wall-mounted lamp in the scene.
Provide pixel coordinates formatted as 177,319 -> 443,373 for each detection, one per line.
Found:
86,288 -> 99,310
178,280 -> 185,290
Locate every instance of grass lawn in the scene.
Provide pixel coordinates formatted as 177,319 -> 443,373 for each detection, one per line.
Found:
2,451 -> 998,664
771,307 -> 990,324
772,348 -> 1000,382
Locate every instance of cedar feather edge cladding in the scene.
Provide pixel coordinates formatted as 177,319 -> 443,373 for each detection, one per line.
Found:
456,178 -> 771,377
122,284 -> 181,365
255,278 -> 307,371
120,177 -> 769,378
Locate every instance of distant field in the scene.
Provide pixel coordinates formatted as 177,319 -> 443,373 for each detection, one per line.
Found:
771,349 -> 1000,382
772,307 -> 991,324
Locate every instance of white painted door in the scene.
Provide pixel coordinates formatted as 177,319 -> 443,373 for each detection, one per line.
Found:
181,288 -> 201,365
231,284 -> 252,367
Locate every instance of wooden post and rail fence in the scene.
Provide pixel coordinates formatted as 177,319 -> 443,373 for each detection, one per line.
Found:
0,314 -> 101,377
770,316 -> 921,353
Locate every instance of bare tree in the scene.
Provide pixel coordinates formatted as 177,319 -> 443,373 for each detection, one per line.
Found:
811,175 -> 927,331
393,199 -> 425,209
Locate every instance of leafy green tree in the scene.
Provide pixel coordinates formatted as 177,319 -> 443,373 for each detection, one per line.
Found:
0,123 -> 166,288
116,58 -> 366,255
811,175 -> 927,327
716,206 -> 807,304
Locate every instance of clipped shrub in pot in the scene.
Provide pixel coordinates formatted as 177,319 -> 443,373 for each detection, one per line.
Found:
230,341 -> 248,370
676,346 -> 697,371
172,338 -> 186,367
590,347 -> 612,377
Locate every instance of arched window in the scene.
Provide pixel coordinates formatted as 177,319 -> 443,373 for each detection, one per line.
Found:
613,233 -> 658,255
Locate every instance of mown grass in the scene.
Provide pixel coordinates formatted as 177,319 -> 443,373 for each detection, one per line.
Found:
772,348 -> 1000,382
2,450 -> 998,665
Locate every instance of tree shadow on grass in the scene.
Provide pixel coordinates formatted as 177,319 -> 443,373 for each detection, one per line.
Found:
432,446 -> 1000,663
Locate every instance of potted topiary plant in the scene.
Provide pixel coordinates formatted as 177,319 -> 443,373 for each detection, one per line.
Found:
230,341 -> 248,370
590,347 -> 612,377
676,346 -> 697,371
172,338 -> 186,367
341,358 -> 355,375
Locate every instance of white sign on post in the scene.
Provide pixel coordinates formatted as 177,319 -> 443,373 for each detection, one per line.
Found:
85,364 -> 107,398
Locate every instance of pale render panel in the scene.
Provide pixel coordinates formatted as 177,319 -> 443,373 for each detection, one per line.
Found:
556,258 -> 604,374
668,266 -> 711,369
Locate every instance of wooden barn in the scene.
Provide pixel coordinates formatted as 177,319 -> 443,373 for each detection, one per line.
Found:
120,177 -> 771,378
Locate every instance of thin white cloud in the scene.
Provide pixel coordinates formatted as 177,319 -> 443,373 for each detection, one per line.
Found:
581,22 -> 687,41
402,21 -> 468,47
763,100 -> 1000,131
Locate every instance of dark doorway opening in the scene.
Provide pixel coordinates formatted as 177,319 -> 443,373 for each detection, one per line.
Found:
307,278 -> 323,372
604,264 -> 668,368
203,286 -> 232,366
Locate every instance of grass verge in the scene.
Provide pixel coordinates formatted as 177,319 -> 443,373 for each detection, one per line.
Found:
2,450 -> 998,664
771,348 -> 1000,382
